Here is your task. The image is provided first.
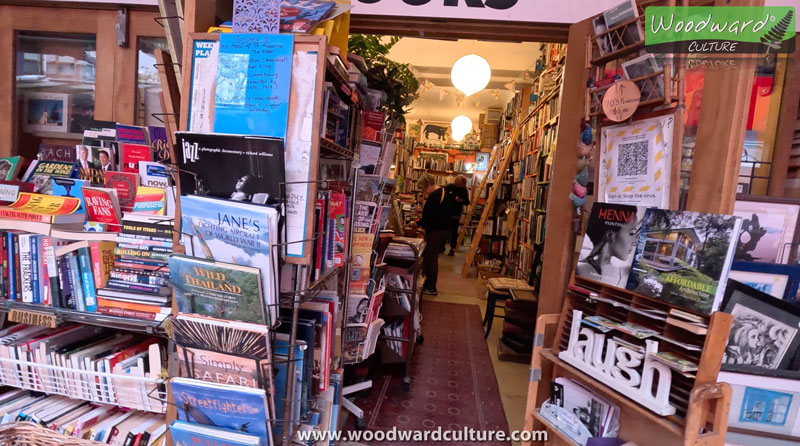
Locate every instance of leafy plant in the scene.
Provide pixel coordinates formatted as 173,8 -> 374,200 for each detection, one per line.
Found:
349,35 -> 419,125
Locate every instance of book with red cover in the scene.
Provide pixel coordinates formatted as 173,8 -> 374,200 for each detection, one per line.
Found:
89,241 -> 116,288
361,110 -> 385,143
104,171 -> 139,211
120,143 -> 152,173
82,187 -> 122,231
328,192 -> 347,268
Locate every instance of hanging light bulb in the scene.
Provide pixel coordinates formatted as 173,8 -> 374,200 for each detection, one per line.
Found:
452,132 -> 466,142
451,54 -> 491,97
451,115 -> 473,137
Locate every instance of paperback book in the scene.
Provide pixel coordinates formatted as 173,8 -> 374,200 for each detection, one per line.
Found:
626,209 -> 742,315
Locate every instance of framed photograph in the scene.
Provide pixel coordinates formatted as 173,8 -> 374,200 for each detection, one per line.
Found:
721,280 -> 800,373
719,371 -> 800,436
23,92 -> 70,134
734,197 -> 800,264
729,270 -> 789,299
475,152 -> 490,171
621,54 -> 663,99
731,261 -> 800,303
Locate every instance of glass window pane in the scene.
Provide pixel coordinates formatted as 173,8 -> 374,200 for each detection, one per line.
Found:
16,32 -> 96,145
136,37 -> 169,126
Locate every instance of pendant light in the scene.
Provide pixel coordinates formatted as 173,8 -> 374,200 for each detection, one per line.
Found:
451,54 -> 491,97
451,115 -> 473,139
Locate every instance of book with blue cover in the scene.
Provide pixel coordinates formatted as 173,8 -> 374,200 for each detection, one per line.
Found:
169,420 -> 260,446
179,195 -> 279,325
273,335 -> 304,437
170,377 -> 270,446
51,177 -> 90,213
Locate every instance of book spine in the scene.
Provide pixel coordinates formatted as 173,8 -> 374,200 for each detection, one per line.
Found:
67,253 -> 85,311
18,235 -> 32,303
121,221 -> 172,238
115,235 -> 173,247
114,259 -> 170,269
114,248 -> 169,261
77,247 -> 97,312
89,242 -> 103,289
40,237 -> 52,306
30,235 -> 40,304
108,271 -> 168,286
6,233 -> 14,301
96,297 -> 168,313
97,306 -> 162,320
0,231 -> 6,299
115,242 -> 172,253
105,279 -> 167,295
13,234 -> 20,301
0,209 -> 50,223
114,267 -> 170,279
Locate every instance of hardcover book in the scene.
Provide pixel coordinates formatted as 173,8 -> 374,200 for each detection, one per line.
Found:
279,0 -> 335,33
169,255 -> 265,325
169,378 -> 269,445
175,133 -> 285,206
171,314 -> 271,359
176,345 -> 269,389
115,124 -> 148,144
180,195 -> 279,325
82,187 -> 122,231
25,161 -> 75,194
169,421 -> 259,446
147,126 -> 170,163
38,143 -> 75,162
576,203 -> 647,289
104,171 -> 139,210
132,187 -> 166,215
626,209 -> 742,315
120,143 -> 152,173
138,161 -> 169,189
0,157 -> 24,181
50,178 -> 90,213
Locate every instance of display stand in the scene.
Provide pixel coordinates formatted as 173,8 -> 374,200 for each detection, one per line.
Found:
523,275 -> 733,446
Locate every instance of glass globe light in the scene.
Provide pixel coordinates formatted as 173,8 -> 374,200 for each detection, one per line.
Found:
451,54 -> 491,97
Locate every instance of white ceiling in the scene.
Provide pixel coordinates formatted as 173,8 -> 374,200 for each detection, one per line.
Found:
388,38 -> 541,127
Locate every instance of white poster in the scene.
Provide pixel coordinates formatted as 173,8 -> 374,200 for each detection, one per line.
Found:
598,114 -> 674,208
188,40 -> 219,133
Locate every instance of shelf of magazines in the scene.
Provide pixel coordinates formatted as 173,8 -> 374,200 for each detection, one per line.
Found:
0,301 -> 168,336
0,354 -> 165,413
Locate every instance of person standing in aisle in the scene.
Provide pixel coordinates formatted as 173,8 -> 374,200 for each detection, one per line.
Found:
413,173 -> 453,295
445,175 -> 470,256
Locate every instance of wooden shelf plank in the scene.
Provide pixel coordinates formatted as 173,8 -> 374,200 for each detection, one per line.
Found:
531,410 -> 579,446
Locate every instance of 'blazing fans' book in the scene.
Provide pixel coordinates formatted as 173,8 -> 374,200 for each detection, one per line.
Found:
179,196 -> 279,325
626,208 -> 742,315
175,132 -> 285,206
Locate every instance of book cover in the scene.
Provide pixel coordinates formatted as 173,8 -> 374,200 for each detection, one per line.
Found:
25,161 -> 75,194
120,144 -> 152,174
350,201 -> 377,289
75,145 -> 116,175
169,378 -> 269,445
82,187 -> 122,230
279,0 -> 335,33
132,187 -> 166,215
175,133 -> 285,206
176,345 -> 268,389
18,235 -> 33,303
116,124 -> 148,145
77,247 -> 97,311
361,111 -> 385,143
104,171 -> 139,210
0,181 -> 33,204
38,144 -> 75,163
29,235 -> 41,304
50,178 -> 90,213
0,157 -> 24,181
171,315 -> 270,359
169,421 -> 259,446
7,233 -> 16,301
89,241 -> 116,289
147,126 -> 170,163
180,195 -> 278,325
328,192 -> 347,268
169,255 -> 265,325
138,161 -> 169,189
10,192 -> 81,216
576,203 -> 647,289
626,209 -> 742,315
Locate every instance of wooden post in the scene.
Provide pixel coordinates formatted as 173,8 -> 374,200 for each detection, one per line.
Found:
535,18 -> 592,315
456,147 -> 500,249
461,140 -> 517,277
769,36 -> 800,197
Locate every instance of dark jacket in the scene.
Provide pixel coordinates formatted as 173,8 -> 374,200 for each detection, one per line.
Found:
445,183 -> 470,217
418,187 -> 453,232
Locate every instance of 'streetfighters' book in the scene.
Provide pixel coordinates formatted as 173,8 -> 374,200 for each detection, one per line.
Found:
175,133 -> 285,206
180,195 -> 279,325
576,203 -> 646,289
169,378 -> 270,446
169,254 -> 265,325
626,208 -> 742,315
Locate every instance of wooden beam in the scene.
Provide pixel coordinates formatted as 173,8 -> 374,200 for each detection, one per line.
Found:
769,36 -> 800,197
535,18 -> 592,315
461,139 -> 517,277
456,147 -> 499,249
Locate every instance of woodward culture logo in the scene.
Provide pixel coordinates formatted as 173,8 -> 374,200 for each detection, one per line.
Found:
645,6 -> 795,54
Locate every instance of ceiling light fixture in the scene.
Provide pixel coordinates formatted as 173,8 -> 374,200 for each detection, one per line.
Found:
451,115 -> 473,138
451,54 -> 491,97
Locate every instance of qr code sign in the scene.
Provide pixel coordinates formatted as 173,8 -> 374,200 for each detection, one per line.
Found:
617,141 -> 648,176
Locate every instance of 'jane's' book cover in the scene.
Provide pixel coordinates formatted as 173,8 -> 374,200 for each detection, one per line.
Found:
180,196 -> 278,325
169,254 -> 265,324
170,377 -> 269,445
626,209 -> 742,315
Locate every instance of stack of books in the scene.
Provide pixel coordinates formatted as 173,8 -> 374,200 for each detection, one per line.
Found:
96,217 -> 173,321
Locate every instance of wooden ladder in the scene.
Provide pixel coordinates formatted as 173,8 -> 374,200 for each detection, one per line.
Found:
461,126 -> 523,277
455,147 -> 500,249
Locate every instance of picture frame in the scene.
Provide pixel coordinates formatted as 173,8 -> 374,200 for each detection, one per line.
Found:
719,371 -> 800,437
721,279 -> 800,374
734,197 -> 800,264
23,92 -> 70,134
621,54 -> 663,99
728,270 -> 789,300
731,261 -> 800,303
475,152 -> 490,171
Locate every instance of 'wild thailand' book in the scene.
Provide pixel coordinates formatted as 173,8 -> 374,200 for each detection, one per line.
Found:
180,196 -> 279,325
169,254 -> 266,325
626,208 -> 742,315
174,133 -> 285,206
576,202 -> 647,289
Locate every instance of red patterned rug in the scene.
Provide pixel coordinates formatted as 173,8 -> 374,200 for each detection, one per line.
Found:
347,301 -> 511,445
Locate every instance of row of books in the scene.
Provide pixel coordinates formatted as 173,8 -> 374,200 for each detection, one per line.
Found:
541,377 -> 620,445
0,323 -> 163,412
0,390 -> 165,445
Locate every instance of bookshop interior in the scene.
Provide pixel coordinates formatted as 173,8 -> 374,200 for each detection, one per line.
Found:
0,0 -> 799,445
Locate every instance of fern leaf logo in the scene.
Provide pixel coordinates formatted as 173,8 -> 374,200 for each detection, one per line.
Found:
761,9 -> 794,54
